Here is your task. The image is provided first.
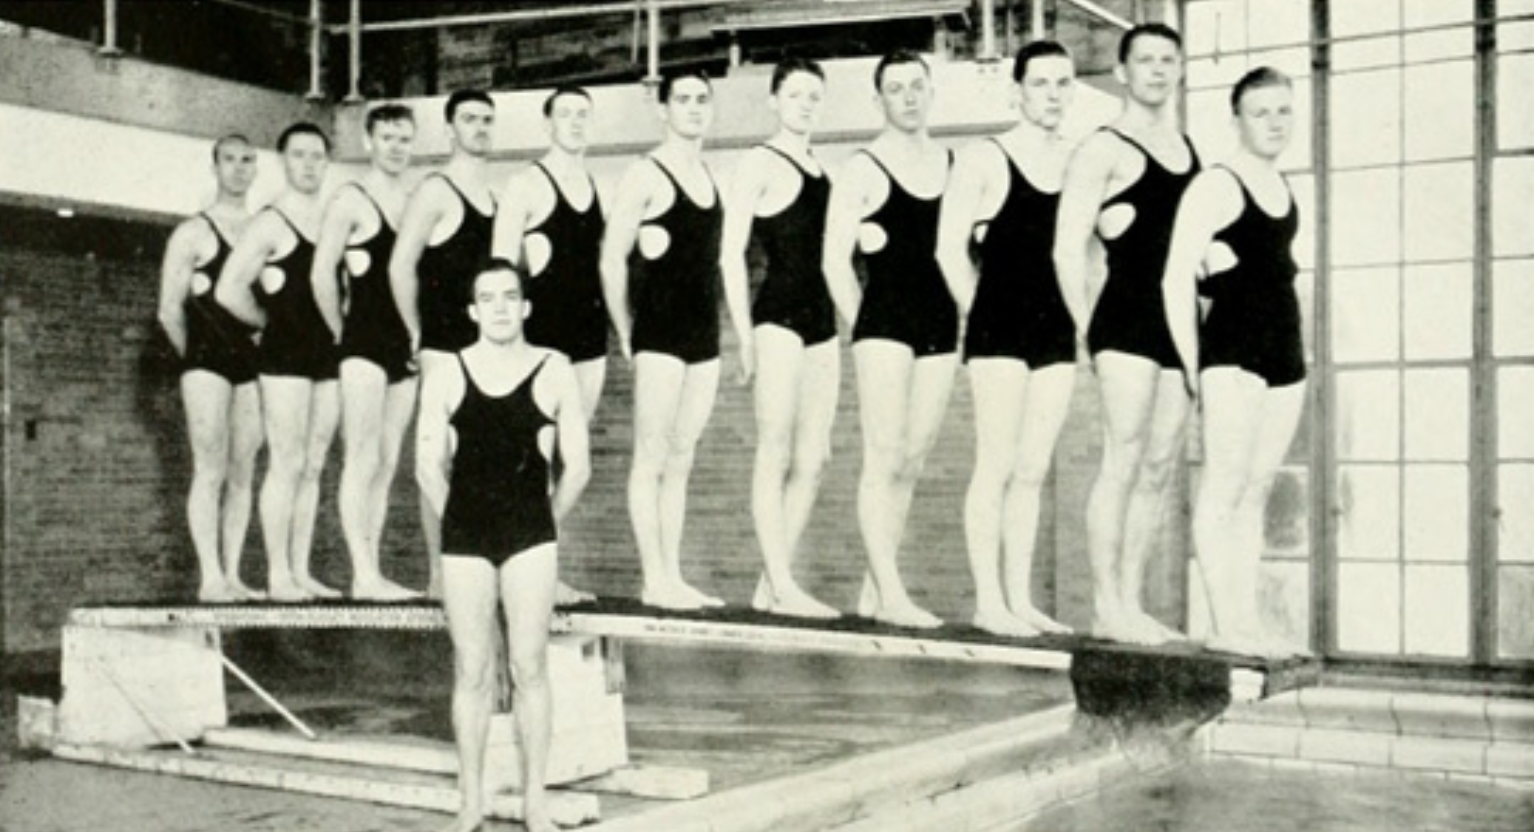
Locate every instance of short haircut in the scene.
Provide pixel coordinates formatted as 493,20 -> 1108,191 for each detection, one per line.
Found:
543,85 -> 592,117
211,133 -> 252,162
365,103 -> 415,134
276,122 -> 331,153
1230,66 -> 1292,113
658,69 -> 711,103
1118,23 -> 1183,63
873,49 -> 930,91
470,257 -> 524,296
1012,40 -> 1071,83
770,57 -> 825,94
445,89 -> 494,122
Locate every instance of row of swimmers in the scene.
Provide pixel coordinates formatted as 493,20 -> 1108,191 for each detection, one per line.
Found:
160,26 -> 1306,660
159,24 -> 1307,830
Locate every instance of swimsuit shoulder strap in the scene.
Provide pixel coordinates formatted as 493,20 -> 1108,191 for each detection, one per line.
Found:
760,143 -> 810,176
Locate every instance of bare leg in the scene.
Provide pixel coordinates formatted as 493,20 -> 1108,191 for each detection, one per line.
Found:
553,357 -> 606,606
418,351 -> 455,599
751,326 -> 837,618
342,361 -> 420,599
291,378 -> 340,598
1120,368 -> 1191,642
779,337 -> 841,614
259,377 -> 315,601
1003,363 -> 1076,634
630,354 -> 693,609
1085,353 -> 1159,643
659,360 -> 723,608
501,544 -> 558,832
1193,368 -> 1266,653
223,381 -> 266,600
853,342 -> 956,629
964,359 -> 1039,637
1232,378 -> 1306,658
182,372 -> 234,601
440,555 -> 499,832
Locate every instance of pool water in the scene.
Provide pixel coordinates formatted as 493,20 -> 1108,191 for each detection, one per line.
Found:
1019,757 -> 1534,832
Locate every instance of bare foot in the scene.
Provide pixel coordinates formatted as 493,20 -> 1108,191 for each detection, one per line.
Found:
973,608 -> 1041,639
676,580 -> 725,609
1015,605 -> 1073,635
857,573 -> 940,629
266,578 -> 313,603
197,580 -> 236,604
227,581 -> 267,602
757,577 -> 840,620
1128,609 -> 1186,643
351,577 -> 422,602
426,574 -> 443,602
873,601 -> 943,630
295,575 -> 342,600
1089,610 -> 1166,646
555,580 -> 595,606
641,582 -> 705,611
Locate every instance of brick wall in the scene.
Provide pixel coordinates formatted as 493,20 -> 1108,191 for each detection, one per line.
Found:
1,245 -> 1190,655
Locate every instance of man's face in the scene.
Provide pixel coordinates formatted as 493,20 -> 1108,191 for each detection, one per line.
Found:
877,62 -> 932,134
662,77 -> 714,140
1235,83 -> 1294,161
1119,34 -> 1183,107
213,140 -> 257,197
281,133 -> 329,195
450,101 -> 496,158
1017,55 -> 1075,132
468,268 -> 527,344
547,94 -> 592,153
368,119 -> 416,176
771,70 -> 825,136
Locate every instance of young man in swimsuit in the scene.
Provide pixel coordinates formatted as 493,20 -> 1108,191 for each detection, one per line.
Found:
720,58 -> 841,620
312,104 -> 421,601
391,89 -> 499,599
1164,68 -> 1307,659
601,70 -> 740,610
824,50 -> 958,629
157,133 -> 264,602
216,122 -> 340,602
492,85 -> 607,606
418,259 -> 590,832
937,41 -> 1077,638
1055,23 -> 1199,645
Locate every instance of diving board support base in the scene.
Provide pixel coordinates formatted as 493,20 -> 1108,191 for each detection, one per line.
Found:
57,624 -> 225,749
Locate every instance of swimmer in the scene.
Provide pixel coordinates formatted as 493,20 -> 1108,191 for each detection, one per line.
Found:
936,41 -> 1079,639
1164,67 -> 1308,660
1054,24 -> 1198,645
215,122 -> 340,602
823,50 -> 958,629
156,133 -> 264,603
719,58 -> 841,620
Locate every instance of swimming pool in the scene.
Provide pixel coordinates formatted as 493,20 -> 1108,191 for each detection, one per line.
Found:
1017,756 -> 1534,832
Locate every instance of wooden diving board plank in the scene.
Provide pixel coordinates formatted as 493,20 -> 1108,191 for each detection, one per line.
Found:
52,742 -> 601,826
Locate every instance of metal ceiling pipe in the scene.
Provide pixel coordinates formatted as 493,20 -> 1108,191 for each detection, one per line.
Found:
100,0 -> 121,55
980,0 -> 997,60
334,0 -> 753,35
307,0 -> 324,100
346,0 -> 362,102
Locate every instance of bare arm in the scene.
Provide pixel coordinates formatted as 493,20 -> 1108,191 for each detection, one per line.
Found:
214,214 -> 277,329
390,179 -> 447,350
599,163 -> 655,362
1163,170 -> 1241,388
719,153 -> 769,383
490,167 -> 541,265
546,356 -> 591,523
822,157 -> 876,330
156,220 -> 202,356
312,188 -> 360,342
1053,135 -> 1116,334
415,357 -> 461,520
935,142 -> 993,318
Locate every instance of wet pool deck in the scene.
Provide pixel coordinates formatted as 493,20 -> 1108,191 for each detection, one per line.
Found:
2,636 -> 1077,831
